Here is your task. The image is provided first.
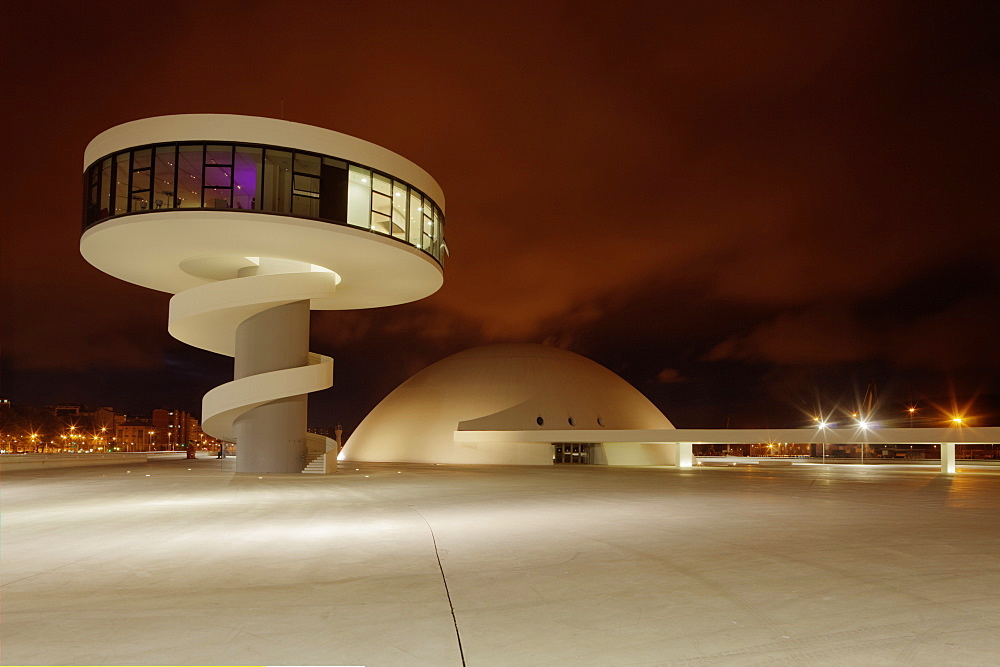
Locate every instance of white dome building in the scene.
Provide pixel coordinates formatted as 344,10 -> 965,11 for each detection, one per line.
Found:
341,344 -> 679,465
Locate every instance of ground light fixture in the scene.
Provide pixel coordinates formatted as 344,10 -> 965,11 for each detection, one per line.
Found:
80,114 -> 448,474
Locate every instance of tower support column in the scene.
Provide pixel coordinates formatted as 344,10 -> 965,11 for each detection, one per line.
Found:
233,300 -> 310,473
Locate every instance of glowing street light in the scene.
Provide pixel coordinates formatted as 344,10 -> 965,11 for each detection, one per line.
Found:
816,420 -> 829,463
855,417 -> 871,464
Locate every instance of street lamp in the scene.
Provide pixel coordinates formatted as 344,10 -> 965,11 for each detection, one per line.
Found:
817,421 -> 829,463
856,418 -> 871,464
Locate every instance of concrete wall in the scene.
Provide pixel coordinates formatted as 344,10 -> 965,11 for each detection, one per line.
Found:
0,453 -> 174,472
452,441 -> 554,465
599,443 -> 678,466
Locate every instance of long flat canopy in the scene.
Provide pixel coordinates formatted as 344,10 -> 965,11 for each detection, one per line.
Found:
454,427 -> 1000,445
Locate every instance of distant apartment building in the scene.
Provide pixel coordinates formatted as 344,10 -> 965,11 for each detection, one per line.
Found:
151,409 -> 204,450
116,419 -> 151,450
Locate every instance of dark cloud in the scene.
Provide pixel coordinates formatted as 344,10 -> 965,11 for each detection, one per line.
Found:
704,307 -> 878,365
655,368 -> 687,384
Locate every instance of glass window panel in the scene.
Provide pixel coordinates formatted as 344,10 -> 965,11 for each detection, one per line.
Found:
371,191 -> 391,217
294,152 -> 320,175
293,174 -> 320,195
292,195 -> 319,218
234,146 -> 262,210
99,157 -> 112,219
371,212 -> 391,234
408,192 -> 422,246
114,152 -> 130,215
132,148 -> 151,170
153,146 -> 176,209
205,145 -> 232,166
438,211 -> 447,260
204,188 -> 232,209
320,159 -> 348,222
422,203 -> 433,251
177,145 -> 203,208
85,166 -> 99,224
391,182 -> 407,239
88,167 -> 99,206
262,149 -> 292,213
204,165 -> 232,188
131,169 -> 150,192
432,206 -> 442,259
391,218 -> 406,239
347,165 -> 371,228
372,173 -> 391,195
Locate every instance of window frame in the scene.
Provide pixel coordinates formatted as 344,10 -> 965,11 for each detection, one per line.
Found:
83,140 -> 445,266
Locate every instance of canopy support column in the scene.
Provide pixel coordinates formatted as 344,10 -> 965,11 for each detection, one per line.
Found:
941,442 -> 956,474
676,442 -> 693,468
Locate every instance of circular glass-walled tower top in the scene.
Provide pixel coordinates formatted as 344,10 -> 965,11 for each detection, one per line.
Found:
82,114 -> 446,308
80,115 -> 448,473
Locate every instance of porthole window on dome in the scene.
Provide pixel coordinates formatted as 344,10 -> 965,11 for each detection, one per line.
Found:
536,416 -> 544,426
597,416 -> 605,427
568,417 -> 576,426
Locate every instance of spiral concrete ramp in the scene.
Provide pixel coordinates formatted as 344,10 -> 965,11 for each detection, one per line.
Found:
170,269 -> 338,473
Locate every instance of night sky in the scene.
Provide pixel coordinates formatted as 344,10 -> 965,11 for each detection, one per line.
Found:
3,1 -> 999,433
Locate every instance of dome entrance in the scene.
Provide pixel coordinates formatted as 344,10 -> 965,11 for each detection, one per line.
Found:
553,443 -> 596,464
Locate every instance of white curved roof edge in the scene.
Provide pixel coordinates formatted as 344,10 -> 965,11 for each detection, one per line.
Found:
81,212 -> 443,300
84,114 -> 445,211
455,427 -> 1000,445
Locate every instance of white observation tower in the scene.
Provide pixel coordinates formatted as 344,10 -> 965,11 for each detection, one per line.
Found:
81,115 -> 447,474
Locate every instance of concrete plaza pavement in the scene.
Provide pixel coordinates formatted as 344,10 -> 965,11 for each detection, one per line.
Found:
3,456 -> 1000,666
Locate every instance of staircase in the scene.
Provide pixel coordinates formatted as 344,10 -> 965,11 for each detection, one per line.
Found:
302,433 -> 338,474
303,453 -> 327,474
